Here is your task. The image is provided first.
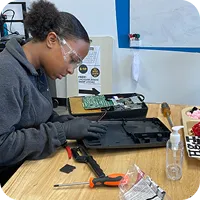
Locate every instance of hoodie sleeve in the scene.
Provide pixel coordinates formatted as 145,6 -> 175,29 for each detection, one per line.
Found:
0,68 -> 66,166
48,110 -> 60,122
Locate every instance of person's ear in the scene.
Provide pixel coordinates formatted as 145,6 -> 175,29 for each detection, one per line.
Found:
46,32 -> 58,49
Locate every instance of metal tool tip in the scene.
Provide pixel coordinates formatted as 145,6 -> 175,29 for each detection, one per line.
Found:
54,184 -> 59,187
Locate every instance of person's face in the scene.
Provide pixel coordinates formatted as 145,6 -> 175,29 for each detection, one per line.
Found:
42,32 -> 90,80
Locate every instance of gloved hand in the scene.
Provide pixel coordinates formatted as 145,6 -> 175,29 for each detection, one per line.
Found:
63,118 -> 107,140
52,114 -> 75,123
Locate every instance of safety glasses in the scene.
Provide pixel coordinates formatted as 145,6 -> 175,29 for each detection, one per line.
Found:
57,36 -> 83,69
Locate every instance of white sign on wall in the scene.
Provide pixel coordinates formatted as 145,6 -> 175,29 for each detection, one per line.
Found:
78,46 -> 101,96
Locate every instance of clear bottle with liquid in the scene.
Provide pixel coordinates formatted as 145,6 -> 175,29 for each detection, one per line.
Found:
166,126 -> 184,181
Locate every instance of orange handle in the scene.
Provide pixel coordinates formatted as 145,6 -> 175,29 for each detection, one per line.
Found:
89,173 -> 126,188
161,102 -> 171,117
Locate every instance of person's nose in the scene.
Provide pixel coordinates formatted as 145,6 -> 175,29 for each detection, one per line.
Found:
67,65 -> 74,75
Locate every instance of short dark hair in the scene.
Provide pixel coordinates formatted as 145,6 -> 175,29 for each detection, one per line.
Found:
24,0 -> 90,43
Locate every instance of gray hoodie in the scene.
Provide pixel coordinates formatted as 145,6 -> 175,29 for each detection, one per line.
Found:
0,38 -> 66,166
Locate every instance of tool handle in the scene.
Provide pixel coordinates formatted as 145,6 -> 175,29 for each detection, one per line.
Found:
71,147 -> 87,163
72,146 -> 105,177
89,173 -> 124,188
161,102 -> 171,117
87,155 -> 105,177
66,146 -> 72,159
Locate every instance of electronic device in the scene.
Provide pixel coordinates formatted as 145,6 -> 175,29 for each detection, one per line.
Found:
67,93 -> 148,120
82,94 -> 144,110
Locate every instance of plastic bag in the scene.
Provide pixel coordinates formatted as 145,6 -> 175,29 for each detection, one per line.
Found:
119,164 -> 171,200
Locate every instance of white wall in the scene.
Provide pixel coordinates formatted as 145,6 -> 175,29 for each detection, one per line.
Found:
2,0 -> 200,105
50,0 -> 200,105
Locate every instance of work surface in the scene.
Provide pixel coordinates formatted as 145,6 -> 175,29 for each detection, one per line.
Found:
3,104 -> 200,200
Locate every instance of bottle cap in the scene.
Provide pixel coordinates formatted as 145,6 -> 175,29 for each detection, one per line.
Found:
170,126 -> 184,149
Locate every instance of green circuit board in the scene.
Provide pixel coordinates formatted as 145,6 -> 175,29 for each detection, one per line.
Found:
82,95 -> 114,109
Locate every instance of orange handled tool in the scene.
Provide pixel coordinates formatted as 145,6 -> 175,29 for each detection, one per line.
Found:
54,173 -> 125,188
88,173 -> 125,188
161,102 -> 174,128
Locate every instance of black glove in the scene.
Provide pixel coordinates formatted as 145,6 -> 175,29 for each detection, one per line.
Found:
63,118 -> 107,140
52,114 -> 75,123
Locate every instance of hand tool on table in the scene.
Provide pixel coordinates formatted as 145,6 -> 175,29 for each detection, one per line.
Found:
161,102 -> 174,128
62,142 -> 72,159
71,146 -> 105,178
54,173 -> 125,188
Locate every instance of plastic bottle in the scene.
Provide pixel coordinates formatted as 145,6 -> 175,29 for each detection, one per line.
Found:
166,126 -> 184,180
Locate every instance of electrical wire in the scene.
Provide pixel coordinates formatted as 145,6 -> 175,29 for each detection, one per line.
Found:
135,93 -> 145,102
2,9 -> 16,34
97,110 -> 107,122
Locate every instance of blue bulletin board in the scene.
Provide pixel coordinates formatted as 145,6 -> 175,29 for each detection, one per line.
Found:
115,0 -> 200,53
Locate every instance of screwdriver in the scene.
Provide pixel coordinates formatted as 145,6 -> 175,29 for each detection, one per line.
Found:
161,102 -> 174,128
54,173 -> 125,188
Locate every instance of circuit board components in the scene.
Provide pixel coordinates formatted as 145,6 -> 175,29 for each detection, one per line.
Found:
82,94 -> 143,110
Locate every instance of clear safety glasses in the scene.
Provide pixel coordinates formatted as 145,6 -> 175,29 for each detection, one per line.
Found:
58,36 -> 83,69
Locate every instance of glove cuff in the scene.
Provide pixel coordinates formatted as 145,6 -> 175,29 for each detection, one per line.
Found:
54,122 -> 66,145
